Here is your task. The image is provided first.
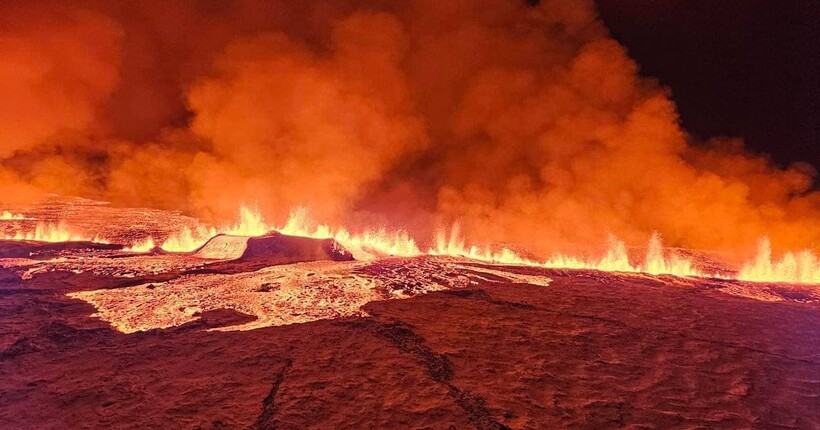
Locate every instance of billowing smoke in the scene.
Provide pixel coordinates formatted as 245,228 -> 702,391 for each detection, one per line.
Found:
1,0 -> 817,260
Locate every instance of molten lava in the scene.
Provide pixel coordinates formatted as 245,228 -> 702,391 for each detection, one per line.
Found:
0,211 -> 27,220
1,221 -> 102,243
124,237 -> 157,253
2,202 -> 817,285
738,238 -> 820,284
160,225 -> 218,252
159,205 -> 421,260
152,203 -> 808,283
431,228 -> 714,278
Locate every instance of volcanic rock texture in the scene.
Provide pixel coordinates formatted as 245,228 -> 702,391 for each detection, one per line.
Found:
1,248 -> 818,429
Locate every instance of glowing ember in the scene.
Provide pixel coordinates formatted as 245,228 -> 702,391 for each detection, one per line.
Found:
737,238 -> 820,284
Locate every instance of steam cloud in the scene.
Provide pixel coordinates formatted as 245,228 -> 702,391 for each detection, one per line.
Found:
1,0 -> 818,261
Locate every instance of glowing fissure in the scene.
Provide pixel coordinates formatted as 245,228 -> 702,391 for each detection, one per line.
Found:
738,238 -> 820,284
158,205 -> 266,252
0,211 -> 28,220
124,237 -> 157,253
5,204 -> 815,284
160,225 -> 218,252
430,227 -> 714,278
278,207 -> 421,259
159,206 -> 421,259
159,205 -> 720,279
0,0 -> 818,291
1,221 -> 103,243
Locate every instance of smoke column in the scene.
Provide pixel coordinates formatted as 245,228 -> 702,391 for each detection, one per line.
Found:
1,0 -> 818,261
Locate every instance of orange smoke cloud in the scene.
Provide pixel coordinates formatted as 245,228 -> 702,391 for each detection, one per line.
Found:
184,12 -> 426,221
0,3 -> 121,157
0,0 -> 817,261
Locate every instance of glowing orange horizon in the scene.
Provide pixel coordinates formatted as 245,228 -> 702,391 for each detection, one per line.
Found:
1,204 -> 817,285
158,204 -> 818,284
1,221 -> 104,243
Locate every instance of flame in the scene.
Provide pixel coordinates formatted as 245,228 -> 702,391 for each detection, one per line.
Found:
159,205 -> 421,259
159,205 -> 266,252
124,237 -> 156,253
0,211 -> 27,220
1,221 -> 102,243
167,203 -> 820,284
737,238 -> 820,284
222,205 -> 270,236
278,207 -> 421,259
160,225 -> 217,252
8,202 -> 815,285
431,227 -> 712,278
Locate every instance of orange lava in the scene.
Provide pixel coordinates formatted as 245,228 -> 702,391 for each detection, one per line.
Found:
738,238 -> 820,284
3,203 -> 817,285
124,237 -> 157,253
1,221 -> 103,243
0,211 -> 28,220
431,227 -> 716,278
166,204 -> 724,279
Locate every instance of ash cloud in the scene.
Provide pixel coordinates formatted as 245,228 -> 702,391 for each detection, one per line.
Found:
0,0 -> 817,260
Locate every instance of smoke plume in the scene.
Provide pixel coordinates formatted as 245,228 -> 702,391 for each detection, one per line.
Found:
1,0 -> 817,260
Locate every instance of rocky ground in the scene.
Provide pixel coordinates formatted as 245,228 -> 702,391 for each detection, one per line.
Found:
0,238 -> 818,430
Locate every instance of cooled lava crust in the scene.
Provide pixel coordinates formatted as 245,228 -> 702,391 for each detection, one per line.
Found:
0,238 -> 818,429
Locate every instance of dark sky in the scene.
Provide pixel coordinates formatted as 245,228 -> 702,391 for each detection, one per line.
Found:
594,0 -> 820,170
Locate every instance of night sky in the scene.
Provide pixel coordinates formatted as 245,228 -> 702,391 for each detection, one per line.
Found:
595,0 -> 820,171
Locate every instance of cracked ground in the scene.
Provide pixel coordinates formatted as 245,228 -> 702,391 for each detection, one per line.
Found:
0,256 -> 818,429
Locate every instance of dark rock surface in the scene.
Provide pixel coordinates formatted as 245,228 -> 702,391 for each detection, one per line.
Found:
0,260 -> 818,429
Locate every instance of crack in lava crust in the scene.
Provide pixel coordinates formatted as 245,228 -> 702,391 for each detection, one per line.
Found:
67,257 -> 552,333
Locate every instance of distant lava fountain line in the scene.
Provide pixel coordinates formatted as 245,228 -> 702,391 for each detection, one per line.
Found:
4,203 -> 817,284
0,211 -> 30,220
1,221 -> 104,243
159,205 -> 724,280
737,238 -> 820,284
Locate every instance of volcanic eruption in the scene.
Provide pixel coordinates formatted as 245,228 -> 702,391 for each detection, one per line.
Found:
0,0 -> 818,429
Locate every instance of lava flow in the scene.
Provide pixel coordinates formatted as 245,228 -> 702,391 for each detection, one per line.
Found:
155,204 -> 716,277
196,204 -> 820,283
0,221 -> 102,243
1,1 -> 819,427
1,200 -> 817,284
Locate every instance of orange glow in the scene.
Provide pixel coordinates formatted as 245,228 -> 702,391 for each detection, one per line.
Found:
222,205 -> 270,236
124,237 -> 156,253
431,227 -> 714,278
160,205 -> 422,259
153,203 -> 820,284
160,225 -> 217,252
159,205 -> 265,251
737,238 -> 820,284
278,207 -> 421,259
6,202 -> 815,285
158,204 -> 719,279
1,221 -> 102,243
0,0 -> 818,287
0,211 -> 28,220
